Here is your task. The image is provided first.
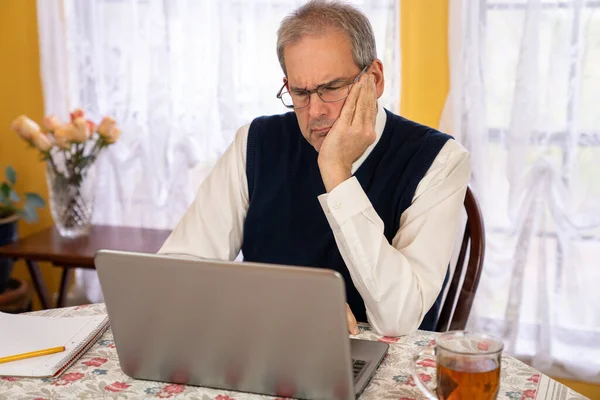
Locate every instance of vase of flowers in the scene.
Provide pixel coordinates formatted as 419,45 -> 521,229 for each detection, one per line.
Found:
10,109 -> 122,238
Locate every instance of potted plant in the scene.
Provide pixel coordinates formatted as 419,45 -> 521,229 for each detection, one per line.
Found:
0,165 -> 45,312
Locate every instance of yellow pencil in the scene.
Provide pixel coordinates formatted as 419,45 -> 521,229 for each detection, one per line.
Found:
0,346 -> 66,364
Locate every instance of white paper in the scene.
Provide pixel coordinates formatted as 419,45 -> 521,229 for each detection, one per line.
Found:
0,312 -> 108,377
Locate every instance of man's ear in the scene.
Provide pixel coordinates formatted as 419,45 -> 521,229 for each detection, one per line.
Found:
370,59 -> 385,99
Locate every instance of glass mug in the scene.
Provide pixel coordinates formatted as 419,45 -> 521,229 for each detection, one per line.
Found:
410,331 -> 504,400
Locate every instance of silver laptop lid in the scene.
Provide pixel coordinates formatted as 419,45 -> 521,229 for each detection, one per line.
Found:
95,250 -> 356,400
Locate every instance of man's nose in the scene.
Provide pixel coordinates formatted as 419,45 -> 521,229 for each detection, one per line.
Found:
307,92 -> 328,120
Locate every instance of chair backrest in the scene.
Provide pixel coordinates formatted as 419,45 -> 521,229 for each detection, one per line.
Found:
435,186 -> 485,332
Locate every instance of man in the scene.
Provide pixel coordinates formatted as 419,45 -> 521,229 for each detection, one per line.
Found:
159,0 -> 470,337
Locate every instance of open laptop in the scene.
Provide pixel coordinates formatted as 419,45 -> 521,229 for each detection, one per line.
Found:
94,249 -> 388,400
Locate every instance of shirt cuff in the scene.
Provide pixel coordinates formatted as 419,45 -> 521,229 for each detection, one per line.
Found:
318,176 -> 372,228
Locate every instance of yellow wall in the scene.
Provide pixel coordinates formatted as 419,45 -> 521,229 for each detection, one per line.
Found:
0,0 -> 62,308
400,0 -> 450,129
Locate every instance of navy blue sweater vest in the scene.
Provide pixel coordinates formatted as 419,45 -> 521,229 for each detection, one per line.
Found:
242,109 -> 452,330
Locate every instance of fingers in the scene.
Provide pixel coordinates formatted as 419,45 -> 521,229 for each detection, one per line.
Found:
339,75 -> 363,125
351,73 -> 370,126
352,73 -> 377,128
362,74 -> 377,131
346,303 -> 359,335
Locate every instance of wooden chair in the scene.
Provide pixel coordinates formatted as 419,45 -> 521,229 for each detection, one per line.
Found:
435,186 -> 486,332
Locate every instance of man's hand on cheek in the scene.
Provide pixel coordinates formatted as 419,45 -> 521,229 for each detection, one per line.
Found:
318,73 -> 377,192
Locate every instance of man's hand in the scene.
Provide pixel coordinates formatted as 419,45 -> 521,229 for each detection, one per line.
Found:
346,303 -> 359,335
318,73 -> 378,192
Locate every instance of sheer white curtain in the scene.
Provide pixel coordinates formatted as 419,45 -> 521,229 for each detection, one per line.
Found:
442,0 -> 600,381
36,0 -> 400,303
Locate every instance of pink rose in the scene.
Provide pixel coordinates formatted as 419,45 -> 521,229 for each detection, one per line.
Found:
156,383 -> 186,397
70,108 -> 85,122
52,372 -> 85,386
11,115 -> 41,141
87,120 -> 96,134
62,372 -> 85,381
31,131 -> 53,152
417,358 -> 436,368
53,124 -> 76,149
378,336 -> 400,344
97,116 -> 117,137
103,126 -> 122,144
477,341 -> 491,351
97,116 -> 122,144
522,389 -> 536,399
42,115 -> 62,132
82,357 -> 108,367
72,117 -> 91,142
162,384 -> 185,394
528,374 -> 540,383
105,381 -> 131,392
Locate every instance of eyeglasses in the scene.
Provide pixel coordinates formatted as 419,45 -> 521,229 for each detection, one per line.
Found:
276,65 -> 369,110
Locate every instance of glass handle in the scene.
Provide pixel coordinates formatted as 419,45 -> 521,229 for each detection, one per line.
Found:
410,347 -> 438,400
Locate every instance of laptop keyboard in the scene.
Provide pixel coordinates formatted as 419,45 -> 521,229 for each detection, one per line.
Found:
352,359 -> 367,379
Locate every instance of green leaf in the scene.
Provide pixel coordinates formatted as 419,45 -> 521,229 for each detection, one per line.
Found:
22,204 -> 39,223
25,193 -> 45,208
9,189 -> 19,203
5,166 -> 16,186
0,183 -> 10,201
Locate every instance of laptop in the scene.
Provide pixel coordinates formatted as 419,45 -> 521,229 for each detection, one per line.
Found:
94,250 -> 389,400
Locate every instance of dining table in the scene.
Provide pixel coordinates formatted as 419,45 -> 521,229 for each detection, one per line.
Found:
0,303 -> 588,399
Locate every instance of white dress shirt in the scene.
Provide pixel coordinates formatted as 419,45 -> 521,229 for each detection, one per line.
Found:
158,104 -> 471,336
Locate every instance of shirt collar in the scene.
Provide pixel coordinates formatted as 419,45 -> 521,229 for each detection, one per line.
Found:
351,102 -> 387,174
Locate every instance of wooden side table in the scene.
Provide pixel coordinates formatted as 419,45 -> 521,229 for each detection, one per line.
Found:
0,225 -> 171,309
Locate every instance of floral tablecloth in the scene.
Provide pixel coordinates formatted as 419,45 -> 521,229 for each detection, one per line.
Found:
0,304 -> 588,400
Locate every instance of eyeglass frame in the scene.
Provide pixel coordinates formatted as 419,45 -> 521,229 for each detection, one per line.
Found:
276,64 -> 370,110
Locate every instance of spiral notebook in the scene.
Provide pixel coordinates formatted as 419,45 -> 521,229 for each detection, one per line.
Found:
0,311 -> 109,378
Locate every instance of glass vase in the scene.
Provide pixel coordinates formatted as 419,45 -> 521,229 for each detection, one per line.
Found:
46,162 -> 96,238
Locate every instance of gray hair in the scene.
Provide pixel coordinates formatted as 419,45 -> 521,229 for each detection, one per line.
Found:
276,0 -> 377,76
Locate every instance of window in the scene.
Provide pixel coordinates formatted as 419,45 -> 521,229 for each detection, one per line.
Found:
445,0 -> 600,378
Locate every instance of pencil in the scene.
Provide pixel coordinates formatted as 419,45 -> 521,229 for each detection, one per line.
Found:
0,346 -> 66,364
